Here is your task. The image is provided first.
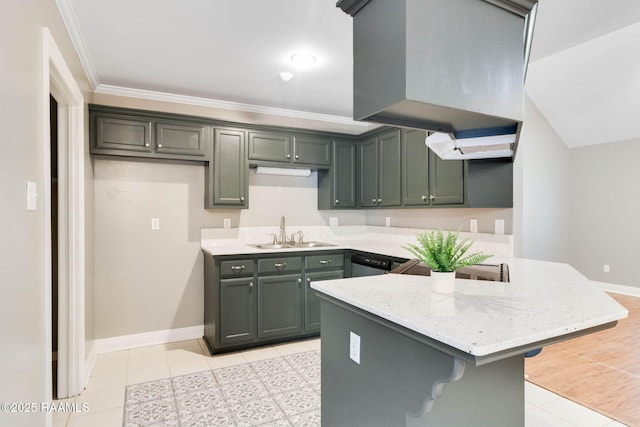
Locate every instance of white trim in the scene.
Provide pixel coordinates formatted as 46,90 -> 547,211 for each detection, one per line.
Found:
42,27 -> 85,404
94,325 -> 204,354
84,342 -> 97,389
54,0 -> 100,89
592,281 -> 640,298
94,84 -> 372,129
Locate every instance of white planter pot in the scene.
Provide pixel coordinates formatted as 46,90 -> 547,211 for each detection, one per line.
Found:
431,271 -> 456,294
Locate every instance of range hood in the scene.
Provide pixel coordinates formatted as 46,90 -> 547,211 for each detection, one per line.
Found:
337,0 -> 538,160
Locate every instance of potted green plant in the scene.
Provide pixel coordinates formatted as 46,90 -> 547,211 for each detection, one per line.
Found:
404,229 -> 492,293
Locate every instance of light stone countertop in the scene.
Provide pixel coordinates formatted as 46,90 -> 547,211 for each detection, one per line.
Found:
311,258 -> 628,359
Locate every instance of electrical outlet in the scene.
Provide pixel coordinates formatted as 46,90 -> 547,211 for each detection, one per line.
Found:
604,264 -> 610,273
470,219 -> 478,233
349,332 -> 360,364
223,218 -> 231,229
151,218 -> 160,231
385,217 -> 391,227
494,219 -> 505,235
329,217 -> 338,226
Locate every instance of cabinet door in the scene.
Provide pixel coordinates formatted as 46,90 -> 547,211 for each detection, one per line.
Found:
219,277 -> 257,345
257,274 -> 303,339
304,270 -> 344,333
357,137 -> 379,207
378,129 -> 402,207
429,150 -> 464,205
95,115 -> 152,153
213,128 -> 247,207
155,121 -> 207,157
402,129 -> 430,205
332,141 -> 356,208
248,132 -> 292,163
293,135 -> 331,166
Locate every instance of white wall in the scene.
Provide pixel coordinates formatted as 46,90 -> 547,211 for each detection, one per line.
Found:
0,0 -> 91,424
569,139 -> 640,288
513,96 -> 570,262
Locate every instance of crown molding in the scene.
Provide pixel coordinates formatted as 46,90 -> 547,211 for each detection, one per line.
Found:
55,0 -> 100,89
94,84 -> 374,129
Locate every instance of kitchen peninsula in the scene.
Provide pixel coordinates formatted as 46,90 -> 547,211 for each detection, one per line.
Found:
311,259 -> 627,426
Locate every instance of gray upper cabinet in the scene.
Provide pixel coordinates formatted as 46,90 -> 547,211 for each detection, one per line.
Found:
248,131 -> 292,163
155,121 -> 207,157
402,129 -> 464,206
95,115 -> 152,153
209,128 -> 247,208
293,135 -> 331,166
318,140 -> 356,209
357,129 -> 401,207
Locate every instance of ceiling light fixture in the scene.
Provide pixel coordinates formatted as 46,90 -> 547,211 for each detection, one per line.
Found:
290,52 -> 316,67
279,71 -> 293,81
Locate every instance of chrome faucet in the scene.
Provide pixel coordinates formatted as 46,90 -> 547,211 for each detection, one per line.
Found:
278,216 -> 287,244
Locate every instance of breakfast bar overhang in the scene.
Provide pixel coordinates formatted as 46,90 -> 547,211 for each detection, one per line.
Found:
311,259 -> 628,426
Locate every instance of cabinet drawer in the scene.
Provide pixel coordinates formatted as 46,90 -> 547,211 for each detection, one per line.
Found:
220,259 -> 255,277
305,253 -> 344,270
258,257 -> 302,274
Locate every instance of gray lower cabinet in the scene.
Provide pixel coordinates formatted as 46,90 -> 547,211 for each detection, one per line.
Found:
402,129 -> 464,206
357,129 -> 401,207
219,277 -> 256,345
204,250 -> 347,354
208,128 -> 247,208
257,274 -> 303,339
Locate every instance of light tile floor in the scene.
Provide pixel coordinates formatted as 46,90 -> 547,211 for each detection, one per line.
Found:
52,338 -> 625,427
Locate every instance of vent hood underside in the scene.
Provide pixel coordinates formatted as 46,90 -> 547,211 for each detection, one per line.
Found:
338,0 -> 538,160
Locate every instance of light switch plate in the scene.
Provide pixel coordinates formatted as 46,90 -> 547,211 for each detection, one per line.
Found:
349,332 -> 361,364
151,218 -> 160,231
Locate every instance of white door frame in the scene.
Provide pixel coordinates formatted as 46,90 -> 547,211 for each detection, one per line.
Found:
42,27 -> 85,402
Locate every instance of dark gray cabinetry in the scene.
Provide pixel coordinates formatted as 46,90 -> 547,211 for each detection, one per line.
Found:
357,129 -> 401,207
402,129 -> 464,206
248,132 -> 292,163
318,140 -> 356,209
304,252 -> 346,332
155,121 -> 207,158
95,115 -> 152,153
219,277 -> 256,345
248,131 -> 331,167
204,250 -> 348,354
293,135 -> 331,166
209,128 -> 247,208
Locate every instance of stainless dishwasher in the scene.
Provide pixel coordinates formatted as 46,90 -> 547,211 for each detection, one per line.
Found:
350,251 -> 409,277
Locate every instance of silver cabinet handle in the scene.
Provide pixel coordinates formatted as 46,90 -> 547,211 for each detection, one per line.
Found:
307,277 -> 312,283
144,143 -> 150,147
231,265 -> 245,272
371,198 -> 377,203
319,260 -> 332,265
274,262 -> 287,269
335,199 -> 340,204
286,154 -> 291,159
421,195 -> 427,201
298,278 -> 302,283
377,198 -> 382,203
295,154 -> 299,159
240,196 -> 245,202
429,194 -> 435,200
158,144 -> 163,148
249,282 -> 254,288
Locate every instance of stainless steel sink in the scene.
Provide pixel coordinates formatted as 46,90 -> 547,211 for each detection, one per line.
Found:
249,241 -> 336,250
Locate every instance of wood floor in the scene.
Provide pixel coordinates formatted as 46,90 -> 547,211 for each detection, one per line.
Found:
525,292 -> 640,426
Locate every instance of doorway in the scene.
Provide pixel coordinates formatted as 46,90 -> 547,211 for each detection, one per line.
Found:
50,94 -> 59,399
43,28 -> 86,402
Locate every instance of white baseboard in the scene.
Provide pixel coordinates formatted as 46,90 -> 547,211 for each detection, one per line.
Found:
94,325 -> 204,355
592,281 -> 640,297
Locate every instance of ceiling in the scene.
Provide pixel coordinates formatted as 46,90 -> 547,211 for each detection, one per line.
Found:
61,0 -> 640,146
